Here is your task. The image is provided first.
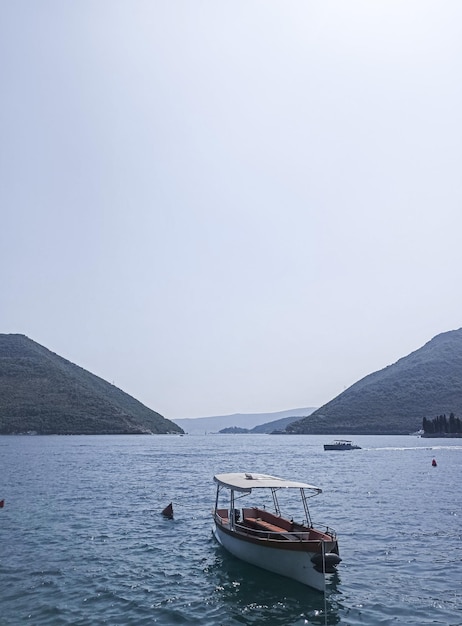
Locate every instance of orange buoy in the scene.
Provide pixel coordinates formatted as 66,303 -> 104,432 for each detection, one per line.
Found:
161,502 -> 174,519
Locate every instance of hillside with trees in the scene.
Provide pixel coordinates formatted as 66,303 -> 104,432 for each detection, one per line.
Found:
287,328 -> 462,435
0,334 -> 183,435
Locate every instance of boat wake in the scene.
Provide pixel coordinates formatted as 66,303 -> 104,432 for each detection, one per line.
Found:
364,445 -> 462,451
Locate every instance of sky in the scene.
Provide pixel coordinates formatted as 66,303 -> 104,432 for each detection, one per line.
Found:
2,1 -> 462,420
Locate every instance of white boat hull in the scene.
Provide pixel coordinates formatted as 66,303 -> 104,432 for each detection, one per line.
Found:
213,522 -> 327,592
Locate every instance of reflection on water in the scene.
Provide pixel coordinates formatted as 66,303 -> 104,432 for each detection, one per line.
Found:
208,543 -> 342,625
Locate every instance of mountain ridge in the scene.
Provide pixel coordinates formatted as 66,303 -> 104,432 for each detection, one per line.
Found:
0,334 -> 182,435
287,328 -> 462,434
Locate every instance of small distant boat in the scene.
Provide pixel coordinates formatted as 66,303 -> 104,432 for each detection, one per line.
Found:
212,472 -> 341,591
324,440 -> 361,451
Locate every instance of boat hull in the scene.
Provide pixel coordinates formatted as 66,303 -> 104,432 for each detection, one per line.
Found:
212,522 -> 329,592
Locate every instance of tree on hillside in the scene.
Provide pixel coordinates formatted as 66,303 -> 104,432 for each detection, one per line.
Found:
422,413 -> 462,435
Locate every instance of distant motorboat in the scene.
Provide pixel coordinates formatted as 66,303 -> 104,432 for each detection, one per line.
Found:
212,472 -> 341,591
323,440 -> 361,451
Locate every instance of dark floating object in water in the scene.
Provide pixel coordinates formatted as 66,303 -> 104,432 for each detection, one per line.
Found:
0,499 -> 4,508
432,458 -> 437,467
162,502 -> 174,519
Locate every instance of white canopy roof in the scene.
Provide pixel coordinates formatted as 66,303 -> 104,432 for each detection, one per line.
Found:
213,472 -> 322,493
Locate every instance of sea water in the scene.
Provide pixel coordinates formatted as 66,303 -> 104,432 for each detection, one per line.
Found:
0,434 -> 461,625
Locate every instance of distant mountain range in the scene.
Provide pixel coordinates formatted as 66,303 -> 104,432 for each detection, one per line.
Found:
217,413 -> 313,434
0,334 -> 183,435
251,413 -> 315,433
287,328 -> 462,435
172,408 -> 316,434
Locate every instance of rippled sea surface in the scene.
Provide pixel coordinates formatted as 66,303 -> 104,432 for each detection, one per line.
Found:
1,434 -> 461,625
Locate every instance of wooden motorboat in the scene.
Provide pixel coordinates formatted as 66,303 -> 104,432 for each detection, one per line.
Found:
212,472 -> 341,591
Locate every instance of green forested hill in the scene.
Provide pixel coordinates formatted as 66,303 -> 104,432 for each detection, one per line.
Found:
0,334 -> 183,435
287,328 -> 462,435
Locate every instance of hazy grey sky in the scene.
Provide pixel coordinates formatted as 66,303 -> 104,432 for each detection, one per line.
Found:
2,1 -> 462,419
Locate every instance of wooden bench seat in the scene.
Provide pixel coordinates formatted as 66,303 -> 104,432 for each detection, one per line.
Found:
244,516 -> 286,533
241,517 -> 301,541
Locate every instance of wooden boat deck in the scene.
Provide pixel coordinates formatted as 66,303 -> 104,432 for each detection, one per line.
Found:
215,506 -> 334,543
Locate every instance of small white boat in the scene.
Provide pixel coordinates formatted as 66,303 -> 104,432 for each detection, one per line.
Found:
323,440 -> 361,451
212,472 -> 341,591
